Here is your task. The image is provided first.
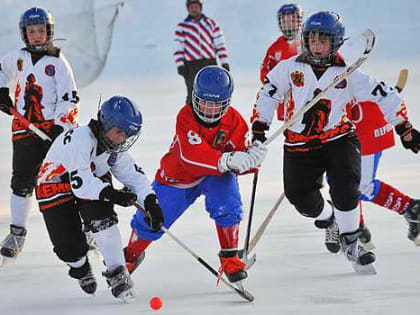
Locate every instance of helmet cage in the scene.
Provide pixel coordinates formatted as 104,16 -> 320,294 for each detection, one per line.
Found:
277,4 -> 303,40
19,8 -> 54,52
192,91 -> 230,124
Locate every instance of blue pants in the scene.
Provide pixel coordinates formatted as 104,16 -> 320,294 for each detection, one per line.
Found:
131,172 -> 243,241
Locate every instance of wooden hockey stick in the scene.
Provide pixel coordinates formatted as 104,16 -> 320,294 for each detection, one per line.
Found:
264,29 -> 376,146
9,107 -> 52,142
133,202 -> 254,302
395,69 -> 408,93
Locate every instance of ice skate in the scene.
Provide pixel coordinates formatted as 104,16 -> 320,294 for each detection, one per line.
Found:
358,225 -> 375,250
218,250 -> 248,283
68,259 -> 97,295
340,231 -> 376,274
0,225 -> 27,259
103,265 -> 135,303
315,215 -> 340,253
402,199 -> 420,246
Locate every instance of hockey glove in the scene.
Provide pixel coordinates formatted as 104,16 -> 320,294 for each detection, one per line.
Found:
99,186 -> 137,207
0,87 -> 13,115
49,125 -> 64,141
395,120 -> 420,153
218,151 -> 257,174
247,140 -> 268,166
251,121 -> 269,143
144,194 -> 164,233
177,65 -> 187,77
222,63 -> 230,72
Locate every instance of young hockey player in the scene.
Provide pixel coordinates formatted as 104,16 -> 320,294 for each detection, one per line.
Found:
124,66 -> 267,285
35,96 -> 160,301
0,7 -> 79,261
251,11 -> 420,271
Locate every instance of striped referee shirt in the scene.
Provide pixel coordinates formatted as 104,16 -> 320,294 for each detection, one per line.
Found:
173,14 -> 229,67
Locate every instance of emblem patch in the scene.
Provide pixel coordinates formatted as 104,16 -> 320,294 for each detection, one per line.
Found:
291,71 -> 304,87
45,64 -> 56,76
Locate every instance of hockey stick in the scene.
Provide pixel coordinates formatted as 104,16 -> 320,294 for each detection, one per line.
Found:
133,203 -> 254,302
240,171 -> 259,265
8,107 -> 52,142
395,69 -> 408,93
264,29 -> 376,146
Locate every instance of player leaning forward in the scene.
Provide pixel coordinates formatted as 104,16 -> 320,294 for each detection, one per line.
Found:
0,7 -> 79,260
125,66 -> 267,284
36,96 -> 161,301
252,12 -> 420,269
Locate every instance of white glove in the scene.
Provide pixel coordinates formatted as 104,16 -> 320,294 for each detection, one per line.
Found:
247,140 -> 268,166
218,151 -> 257,173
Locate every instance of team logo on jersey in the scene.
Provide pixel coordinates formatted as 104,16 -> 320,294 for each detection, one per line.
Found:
275,52 -> 282,61
17,58 -> 23,71
335,77 -> 347,89
45,64 -> 56,76
214,129 -> 228,146
107,152 -> 118,166
291,71 -> 304,87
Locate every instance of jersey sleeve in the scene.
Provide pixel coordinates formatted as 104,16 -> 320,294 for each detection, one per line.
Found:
111,153 -> 154,208
173,23 -> 185,68
0,51 -> 18,89
210,18 -> 229,64
260,44 -> 276,84
255,60 -> 291,125
349,70 -> 407,126
54,54 -> 80,130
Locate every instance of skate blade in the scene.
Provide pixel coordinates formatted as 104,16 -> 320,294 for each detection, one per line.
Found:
0,255 -> 17,268
351,262 -> 376,275
360,241 -> 376,251
118,289 -> 136,303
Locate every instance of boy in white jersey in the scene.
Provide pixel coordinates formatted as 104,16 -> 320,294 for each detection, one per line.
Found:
252,11 -> 420,269
35,96 -> 163,301
0,7 -> 79,260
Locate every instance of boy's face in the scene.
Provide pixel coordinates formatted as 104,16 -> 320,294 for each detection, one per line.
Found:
308,32 -> 332,59
26,24 -> 47,45
187,3 -> 202,17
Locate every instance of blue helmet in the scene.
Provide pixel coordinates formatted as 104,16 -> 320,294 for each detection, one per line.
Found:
19,7 -> 55,52
97,96 -> 143,153
301,11 -> 345,65
277,4 -> 303,40
192,65 -> 234,124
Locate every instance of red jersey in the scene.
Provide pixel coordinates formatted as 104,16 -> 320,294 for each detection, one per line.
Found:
348,101 -> 395,155
260,36 -> 299,84
155,105 -> 249,187
260,36 -> 298,120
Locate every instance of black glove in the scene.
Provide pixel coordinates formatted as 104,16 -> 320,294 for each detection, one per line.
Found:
251,121 -> 269,143
395,120 -> 420,153
144,194 -> 164,233
221,63 -> 230,72
99,186 -> 137,207
0,87 -> 13,115
177,65 -> 187,77
49,125 -> 64,141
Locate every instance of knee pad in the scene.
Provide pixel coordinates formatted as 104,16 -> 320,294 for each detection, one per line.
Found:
11,187 -> 33,198
11,174 -> 35,197
55,244 -> 89,263
87,215 -> 118,233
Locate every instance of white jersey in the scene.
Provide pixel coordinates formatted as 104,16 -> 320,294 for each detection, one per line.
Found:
35,121 -> 154,211
255,55 -> 408,151
0,49 -> 79,140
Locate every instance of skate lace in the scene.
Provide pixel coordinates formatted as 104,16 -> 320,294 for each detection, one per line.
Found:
217,256 -> 246,286
1,233 -> 25,252
325,222 -> 339,244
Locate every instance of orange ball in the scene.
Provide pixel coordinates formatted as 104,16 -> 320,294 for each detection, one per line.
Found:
150,296 -> 163,310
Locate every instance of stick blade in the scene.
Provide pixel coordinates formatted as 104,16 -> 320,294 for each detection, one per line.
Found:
395,69 -> 408,92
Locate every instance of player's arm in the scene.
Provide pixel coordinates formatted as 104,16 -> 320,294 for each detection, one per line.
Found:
174,23 -> 186,76
0,52 -> 19,115
54,55 -> 80,133
211,19 -> 229,69
350,70 -> 420,153
252,60 -> 291,141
